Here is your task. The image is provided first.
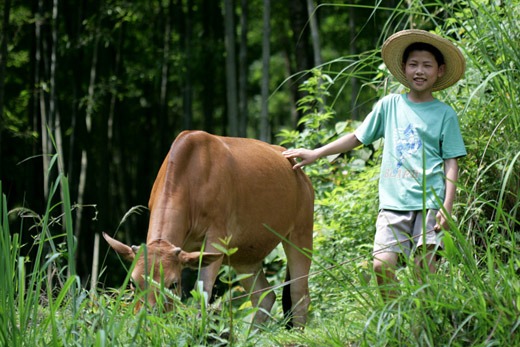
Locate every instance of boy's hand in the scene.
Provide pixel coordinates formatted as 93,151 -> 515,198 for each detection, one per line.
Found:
435,210 -> 450,231
282,149 -> 319,170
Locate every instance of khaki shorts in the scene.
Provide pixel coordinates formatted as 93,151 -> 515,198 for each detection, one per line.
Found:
373,209 -> 443,256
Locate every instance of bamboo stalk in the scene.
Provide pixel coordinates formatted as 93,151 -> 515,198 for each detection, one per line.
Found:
90,232 -> 100,295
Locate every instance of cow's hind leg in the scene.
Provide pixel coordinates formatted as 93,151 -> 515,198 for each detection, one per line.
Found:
282,236 -> 312,329
282,268 -> 293,329
235,264 -> 276,325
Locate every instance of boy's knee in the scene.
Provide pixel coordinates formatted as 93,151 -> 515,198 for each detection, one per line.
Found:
373,252 -> 398,274
372,259 -> 384,274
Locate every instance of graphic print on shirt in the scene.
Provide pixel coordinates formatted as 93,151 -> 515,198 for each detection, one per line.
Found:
394,123 -> 422,175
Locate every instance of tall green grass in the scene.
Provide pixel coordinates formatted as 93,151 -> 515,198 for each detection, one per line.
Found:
275,199 -> 519,346
0,154 -> 81,346
0,158 -> 285,346
275,1 -> 520,345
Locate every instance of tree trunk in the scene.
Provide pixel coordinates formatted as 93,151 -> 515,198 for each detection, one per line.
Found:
306,0 -> 324,114
289,0 -> 311,128
75,23 -> 99,251
36,0 -> 50,199
259,0 -> 270,142
223,0 -> 238,136
238,0 -> 248,137
50,0 -> 64,174
306,0 -> 321,67
160,0 -> 173,149
108,23 -> 130,250
183,0 -> 193,131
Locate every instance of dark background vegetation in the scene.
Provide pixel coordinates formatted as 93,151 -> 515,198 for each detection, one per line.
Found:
1,0 -> 391,286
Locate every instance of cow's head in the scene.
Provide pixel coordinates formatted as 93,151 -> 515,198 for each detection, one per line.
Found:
102,232 -> 222,311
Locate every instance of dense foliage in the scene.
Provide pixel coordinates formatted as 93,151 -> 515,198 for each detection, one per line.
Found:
0,0 -> 519,346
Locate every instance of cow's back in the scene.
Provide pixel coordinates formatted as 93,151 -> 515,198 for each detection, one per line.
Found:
149,130 -> 314,267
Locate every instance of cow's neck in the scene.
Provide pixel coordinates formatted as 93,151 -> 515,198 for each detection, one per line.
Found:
147,205 -> 189,248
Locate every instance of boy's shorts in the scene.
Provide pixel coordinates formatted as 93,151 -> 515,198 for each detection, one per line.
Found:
373,209 -> 443,256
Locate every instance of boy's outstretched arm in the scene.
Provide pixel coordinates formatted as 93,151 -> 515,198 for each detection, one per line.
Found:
283,133 -> 363,170
435,158 -> 459,231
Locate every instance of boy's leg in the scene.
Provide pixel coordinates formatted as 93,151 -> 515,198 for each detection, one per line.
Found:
413,210 -> 442,281
373,210 -> 414,300
414,245 -> 437,273
373,251 -> 399,300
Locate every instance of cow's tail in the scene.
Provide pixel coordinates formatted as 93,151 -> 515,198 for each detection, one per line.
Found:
282,268 -> 293,329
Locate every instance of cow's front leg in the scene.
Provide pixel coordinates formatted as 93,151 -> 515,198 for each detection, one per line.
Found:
235,264 -> 276,325
197,258 -> 223,304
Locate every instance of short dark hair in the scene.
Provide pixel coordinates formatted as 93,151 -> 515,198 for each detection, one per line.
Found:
402,42 -> 445,66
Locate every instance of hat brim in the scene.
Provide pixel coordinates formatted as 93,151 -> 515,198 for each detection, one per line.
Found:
382,29 -> 465,91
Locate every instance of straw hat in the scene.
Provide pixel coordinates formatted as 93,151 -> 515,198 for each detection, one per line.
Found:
382,29 -> 465,91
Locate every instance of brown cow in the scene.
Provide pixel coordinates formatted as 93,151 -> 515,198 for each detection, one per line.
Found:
103,130 -> 314,328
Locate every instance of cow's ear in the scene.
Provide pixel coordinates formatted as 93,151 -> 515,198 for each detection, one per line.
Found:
102,232 -> 135,262
178,250 -> 223,269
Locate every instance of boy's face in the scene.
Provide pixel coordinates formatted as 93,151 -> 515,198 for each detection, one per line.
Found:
402,50 -> 445,95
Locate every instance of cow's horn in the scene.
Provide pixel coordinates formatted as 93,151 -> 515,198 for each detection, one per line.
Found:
173,247 -> 182,256
131,245 -> 140,254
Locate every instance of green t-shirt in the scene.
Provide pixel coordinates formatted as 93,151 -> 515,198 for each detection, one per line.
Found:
354,93 -> 466,211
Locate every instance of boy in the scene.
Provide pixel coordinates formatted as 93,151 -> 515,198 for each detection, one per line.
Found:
283,29 -> 466,299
